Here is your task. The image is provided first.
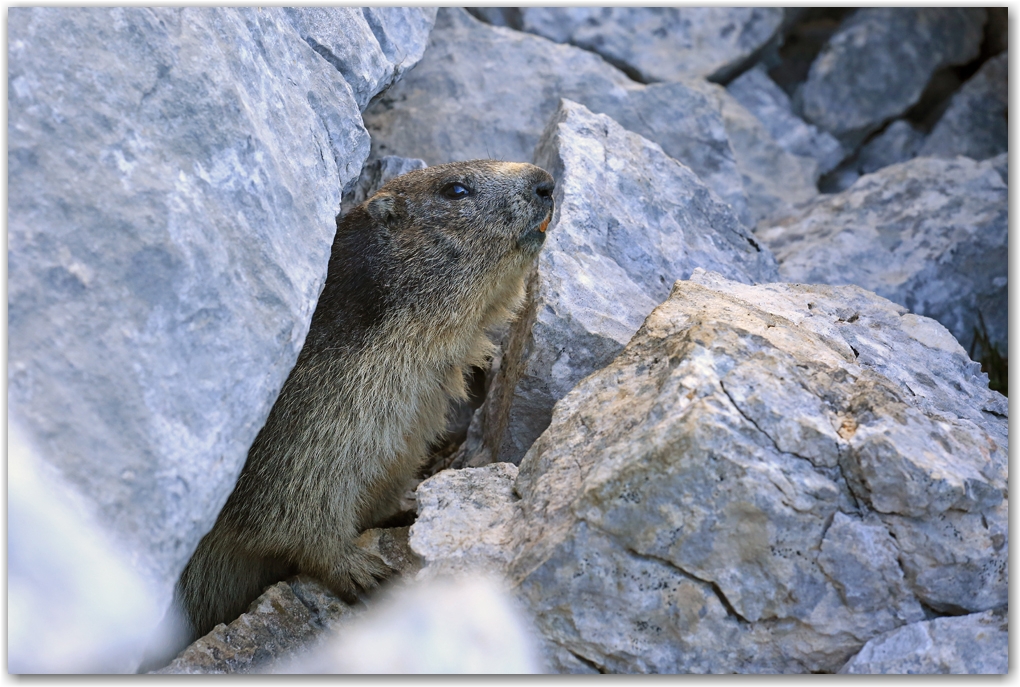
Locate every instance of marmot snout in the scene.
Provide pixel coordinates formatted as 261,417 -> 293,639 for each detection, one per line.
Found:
173,160 -> 555,643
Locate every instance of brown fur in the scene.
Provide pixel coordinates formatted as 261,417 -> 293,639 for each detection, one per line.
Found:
175,160 -> 555,640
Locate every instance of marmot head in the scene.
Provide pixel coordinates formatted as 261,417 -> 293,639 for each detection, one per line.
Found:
365,159 -> 555,258
333,160 -> 555,336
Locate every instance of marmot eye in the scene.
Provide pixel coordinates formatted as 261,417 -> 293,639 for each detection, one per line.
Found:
441,182 -> 473,200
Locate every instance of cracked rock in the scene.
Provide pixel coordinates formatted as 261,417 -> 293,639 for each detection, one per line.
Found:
517,7 -> 785,83
798,8 -> 986,147
757,155 -> 1007,355
412,270 -> 1006,673
840,609 -> 1007,674
363,7 -> 753,225
283,8 -> 436,112
482,100 -> 778,466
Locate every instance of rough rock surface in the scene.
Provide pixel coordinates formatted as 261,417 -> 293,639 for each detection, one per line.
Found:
757,155 -> 1007,354
798,8 -> 987,146
518,7 -> 785,84
412,270 -> 1007,673
698,81 -> 819,223
840,610 -> 1008,674
282,8 -> 436,112
727,65 -> 845,176
8,5 -> 435,648
919,51 -> 1008,161
363,7 -> 753,225
484,101 -> 778,466
157,579 -> 337,674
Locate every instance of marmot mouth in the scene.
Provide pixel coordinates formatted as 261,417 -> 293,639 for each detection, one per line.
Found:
517,209 -> 553,252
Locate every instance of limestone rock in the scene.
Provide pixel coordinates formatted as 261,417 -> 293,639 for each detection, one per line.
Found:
283,8 -> 437,112
757,155 -> 1007,354
727,65 -> 845,176
484,101 -> 778,465
856,121 -> 925,175
697,81 -> 819,223
412,271 -> 1006,673
919,52 -> 1008,161
517,7 -> 785,83
989,151 -> 1008,184
840,610 -> 1008,674
157,581 -> 332,674
412,463 -> 522,579
354,526 -> 423,579
6,6 -> 393,631
798,8 -> 986,146
464,7 -> 521,30
363,7 -> 752,225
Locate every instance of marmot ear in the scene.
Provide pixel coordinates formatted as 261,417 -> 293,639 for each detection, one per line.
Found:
366,192 -> 400,226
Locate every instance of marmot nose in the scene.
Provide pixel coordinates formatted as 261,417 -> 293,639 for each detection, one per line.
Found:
533,180 -> 555,207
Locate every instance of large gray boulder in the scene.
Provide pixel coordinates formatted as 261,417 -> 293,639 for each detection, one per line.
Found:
482,100 -> 779,466
727,64 -> 845,176
919,52 -> 1008,161
696,81 -> 819,224
840,610 -> 1008,674
7,6 -> 433,645
757,155 -> 1007,355
798,8 -> 986,147
412,270 -> 1007,673
517,7 -> 784,83
363,7 -> 753,225
282,8 -> 436,112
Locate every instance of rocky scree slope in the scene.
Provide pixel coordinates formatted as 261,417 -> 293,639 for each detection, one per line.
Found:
10,5 -> 1007,675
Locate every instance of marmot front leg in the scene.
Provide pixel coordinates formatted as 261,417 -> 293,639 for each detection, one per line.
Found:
301,538 -> 393,602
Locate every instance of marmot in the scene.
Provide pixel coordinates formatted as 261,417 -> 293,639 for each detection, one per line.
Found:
175,160 -> 555,641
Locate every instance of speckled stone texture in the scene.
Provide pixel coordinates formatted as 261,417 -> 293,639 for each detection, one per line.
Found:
798,8 -> 986,147
412,270 -> 1006,673
518,7 -> 785,83
757,155 -> 1007,355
